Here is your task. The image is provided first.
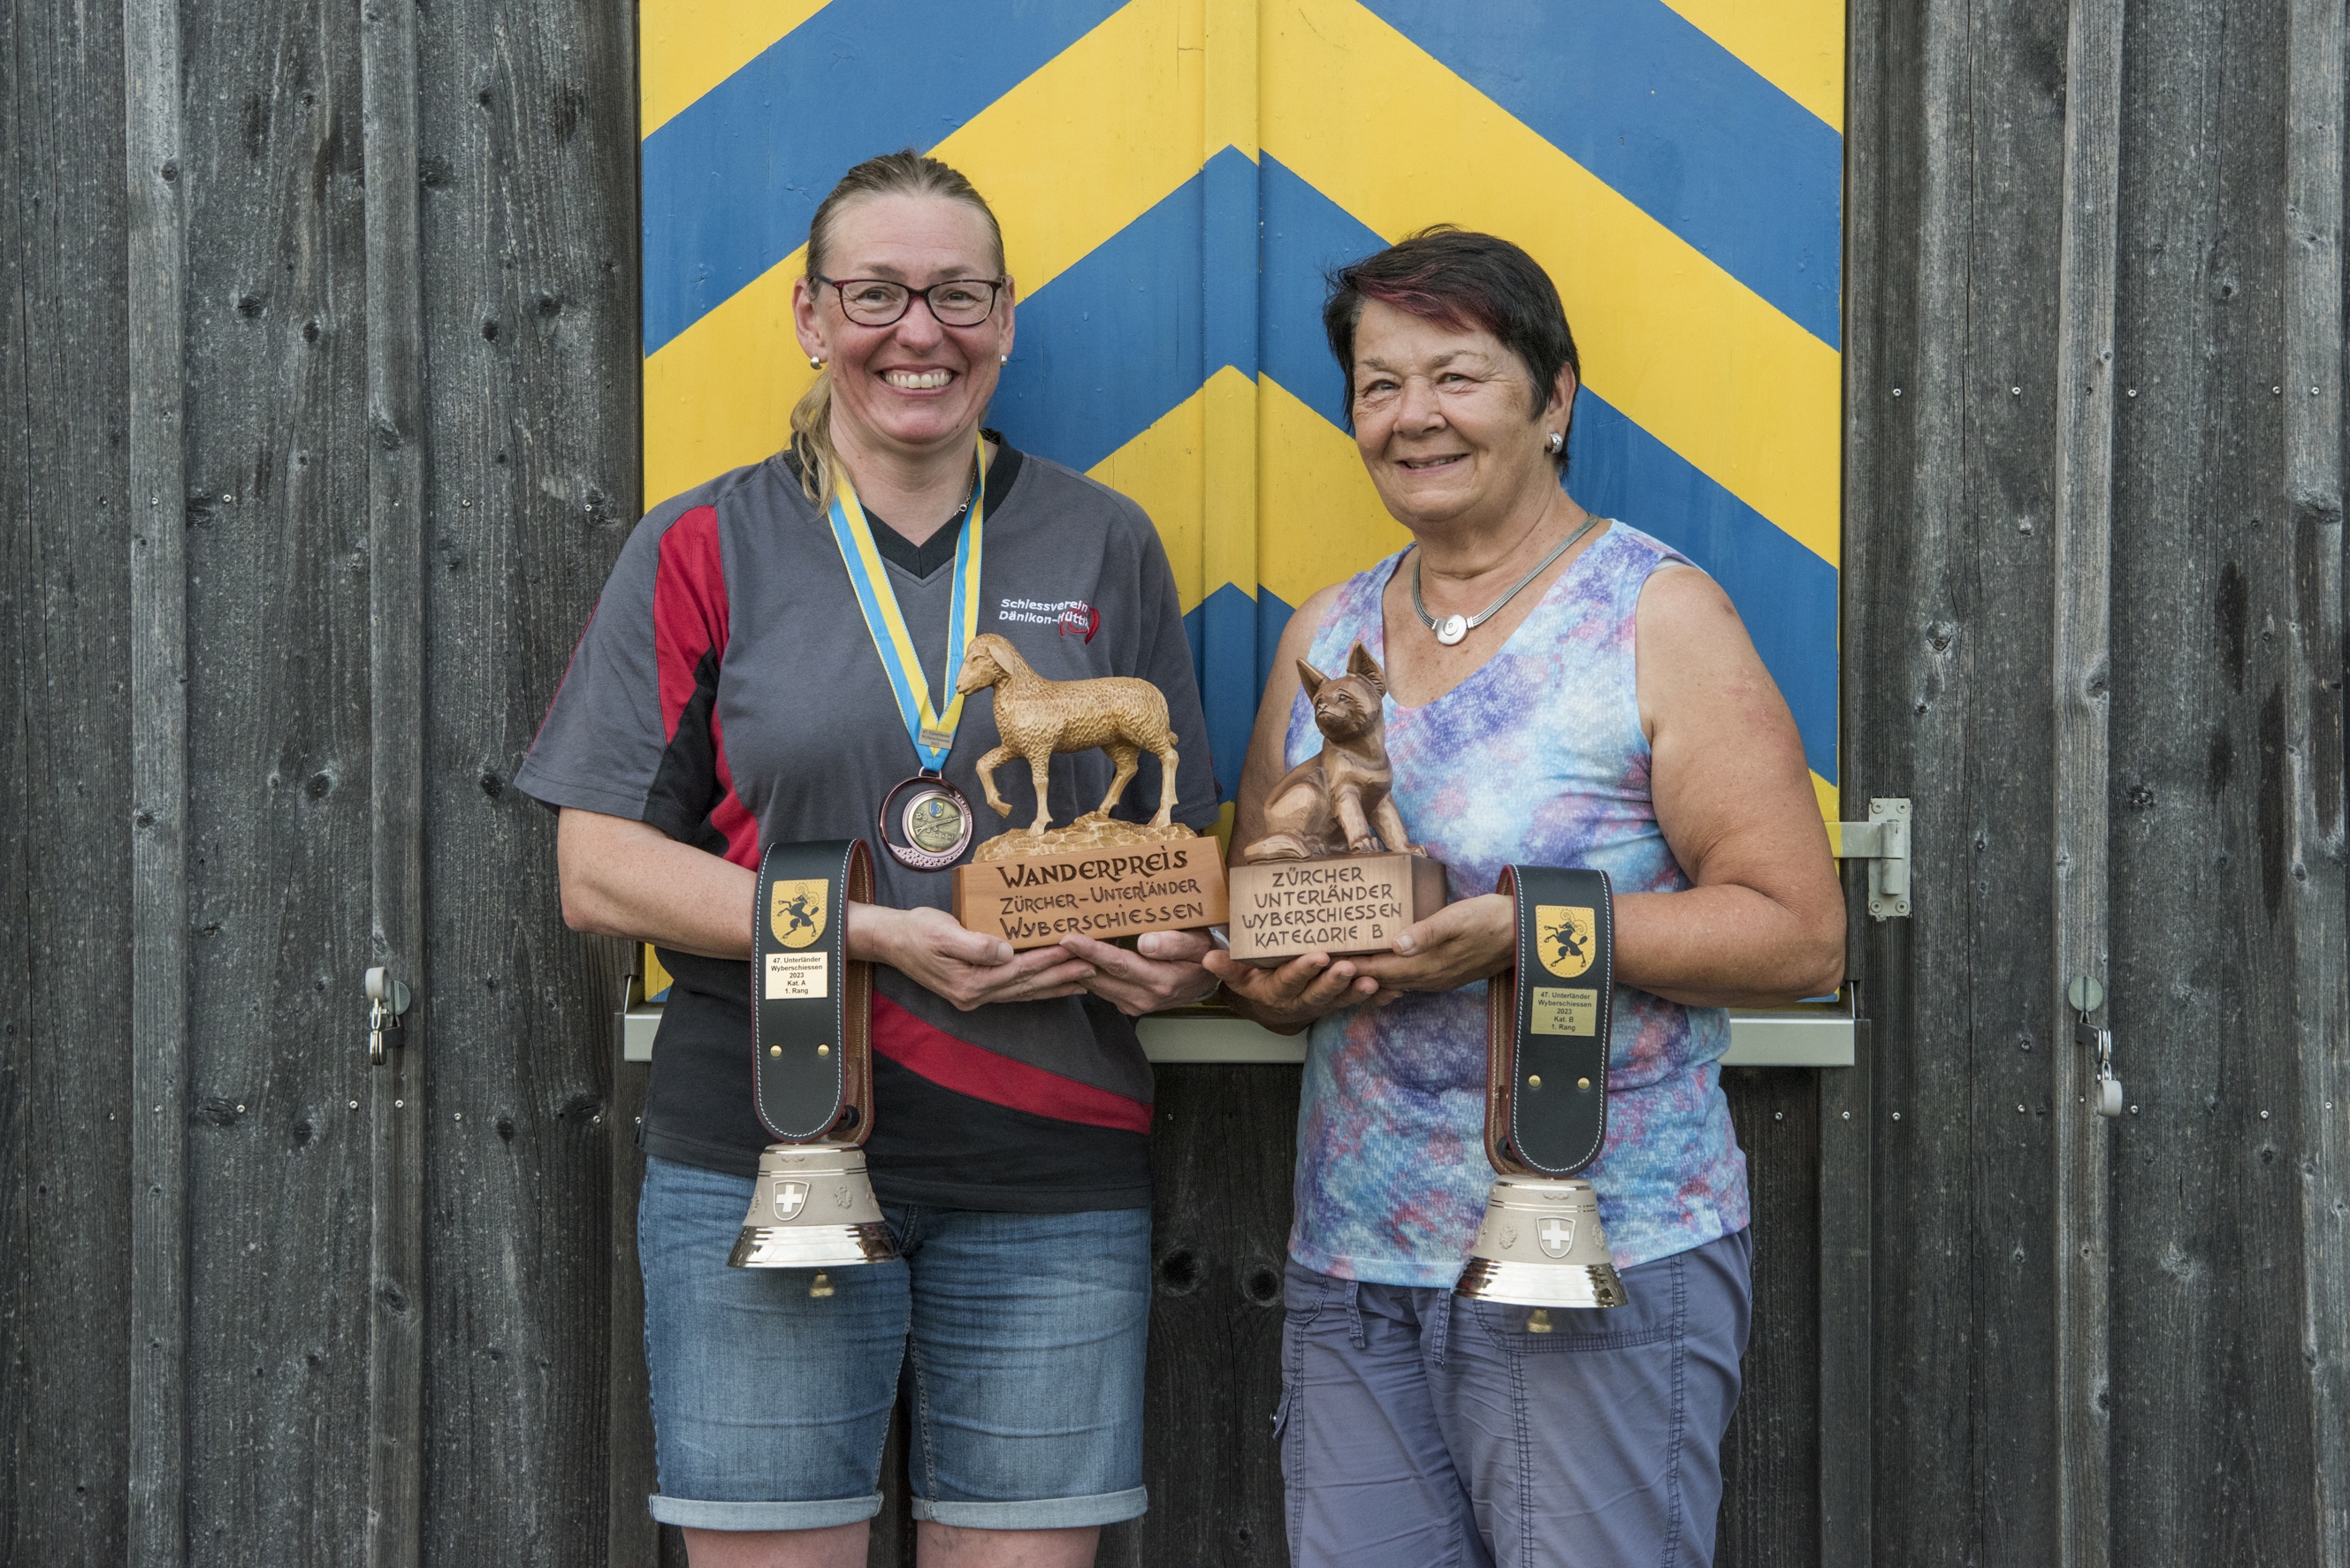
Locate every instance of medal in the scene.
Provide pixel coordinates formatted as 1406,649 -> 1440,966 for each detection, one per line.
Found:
828,434 -> 989,871
879,773 -> 974,870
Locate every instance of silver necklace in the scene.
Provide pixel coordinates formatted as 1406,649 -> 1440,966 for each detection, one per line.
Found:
1411,514 -> 1602,645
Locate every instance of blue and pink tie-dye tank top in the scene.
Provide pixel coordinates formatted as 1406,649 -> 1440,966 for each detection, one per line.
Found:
1283,522 -> 1750,1285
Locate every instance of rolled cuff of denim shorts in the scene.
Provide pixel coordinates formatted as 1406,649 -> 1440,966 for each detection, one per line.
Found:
647,1492 -> 883,1531
911,1486 -> 1148,1530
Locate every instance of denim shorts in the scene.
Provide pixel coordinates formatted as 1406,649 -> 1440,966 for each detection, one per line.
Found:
1278,1228 -> 1752,1568
637,1155 -> 1151,1533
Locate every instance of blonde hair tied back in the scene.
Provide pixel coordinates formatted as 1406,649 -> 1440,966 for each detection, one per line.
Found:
789,148 -> 1008,509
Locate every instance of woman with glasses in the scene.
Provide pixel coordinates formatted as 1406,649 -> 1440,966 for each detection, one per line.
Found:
518,150 -> 1221,1568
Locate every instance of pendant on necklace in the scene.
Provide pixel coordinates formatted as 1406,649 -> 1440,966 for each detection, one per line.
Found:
1434,614 -> 1469,646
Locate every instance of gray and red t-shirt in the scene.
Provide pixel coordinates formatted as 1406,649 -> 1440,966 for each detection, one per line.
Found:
515,440 -> 1220,1211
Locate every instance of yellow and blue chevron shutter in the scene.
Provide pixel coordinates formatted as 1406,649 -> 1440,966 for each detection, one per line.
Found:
640,0 -> 1844,818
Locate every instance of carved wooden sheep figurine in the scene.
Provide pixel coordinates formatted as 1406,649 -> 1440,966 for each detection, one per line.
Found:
952,633 -> 1181,836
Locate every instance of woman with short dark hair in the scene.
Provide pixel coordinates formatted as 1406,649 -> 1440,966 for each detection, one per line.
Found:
1208,227 -> 1843,1567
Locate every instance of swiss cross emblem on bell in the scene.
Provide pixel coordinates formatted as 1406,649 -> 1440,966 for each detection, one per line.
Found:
772,1180 -> 810,1222
1538,1216 -> 1576,1258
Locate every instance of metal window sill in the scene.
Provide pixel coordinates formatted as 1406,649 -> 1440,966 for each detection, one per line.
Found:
621,1001 -> 1857,1068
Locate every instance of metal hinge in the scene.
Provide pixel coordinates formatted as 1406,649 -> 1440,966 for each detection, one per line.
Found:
1832,797 -> 1911,920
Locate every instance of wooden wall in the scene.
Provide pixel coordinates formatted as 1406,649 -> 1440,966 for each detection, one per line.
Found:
1844,0 -> 2347,1564
1,0 -> 2343,1565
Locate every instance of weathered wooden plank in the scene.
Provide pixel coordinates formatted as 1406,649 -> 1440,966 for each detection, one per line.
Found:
1815,1031 -> 1872,1568
1825,0 -> 1884,1548
362,0 -> 428,1557
173,0 -> 377,1553
2047,0 -> 2127,1560
122,0 -> 192,1553
0,0 -> 140,1557
1843,0 -> 1986,1560
2102,0 -> 2321,1558
1717,1069 -> 1820,1568
409,0 -> 640,1549
1095,1063 -> 1296,1568
609,976 -> 657,1568
2281,0 -> 2349,1558
1953,10 -> 2072,1564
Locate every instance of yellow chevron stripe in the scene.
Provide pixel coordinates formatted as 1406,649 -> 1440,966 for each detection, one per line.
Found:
1264,0 -> 1840,569
644,0 -> 1202,500
1660,0 -> 1844,133
639,0 -> 831,139
1089,374 -> 1207,611
1257,376 -> 1415,610
1812,771 -> 1838,824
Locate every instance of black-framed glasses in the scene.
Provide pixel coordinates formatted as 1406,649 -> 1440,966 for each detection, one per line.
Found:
817,276 -> 1005,328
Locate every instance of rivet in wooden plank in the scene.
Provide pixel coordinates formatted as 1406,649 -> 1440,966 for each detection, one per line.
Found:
453,1112 -> 462,1122
2010,386 -> 2021,395
2274,385 -> 2284,395
1774,1111 -> 1784,1121
1891,387 -> 1903,397
236,1104 -> 245,1114
394,1099 -> 404,1108
349,1100 -> 358,1110
2126,388 -> 2138,397
2130,1106 -> 2139,1115
2261,1109 -> 2270,1119
1892,1111 -> 1902,1121
1842,1110 -> 1851,1121
2018,1104 -> 2026,1114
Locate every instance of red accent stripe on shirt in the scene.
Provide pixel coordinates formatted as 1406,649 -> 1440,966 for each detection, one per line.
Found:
652,506 -> 728,736
870,995 -> 1153,1135
705,707 -> 760,868
652,506 -> 757,867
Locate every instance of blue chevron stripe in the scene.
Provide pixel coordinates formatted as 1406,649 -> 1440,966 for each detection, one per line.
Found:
1360,0 -> 1843,347
638,0 -> 1126,354
1181,581 -> 1291,799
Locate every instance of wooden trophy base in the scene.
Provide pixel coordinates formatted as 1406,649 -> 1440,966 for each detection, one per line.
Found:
952,814 -> 1230,950
1225,851 -> 1450,965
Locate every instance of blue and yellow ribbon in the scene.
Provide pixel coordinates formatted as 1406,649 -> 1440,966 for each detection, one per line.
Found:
826,432 -> 989,772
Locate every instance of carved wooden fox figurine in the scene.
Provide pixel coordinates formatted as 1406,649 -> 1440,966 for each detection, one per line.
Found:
1240,641 -> 1422,864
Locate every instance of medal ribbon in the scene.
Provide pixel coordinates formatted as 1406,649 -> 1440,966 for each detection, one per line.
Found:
827,433 -> 988,772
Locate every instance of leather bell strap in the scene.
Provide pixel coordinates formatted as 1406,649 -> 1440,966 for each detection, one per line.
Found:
1484,865 -> 1614,1178
752,839 -> 874,1145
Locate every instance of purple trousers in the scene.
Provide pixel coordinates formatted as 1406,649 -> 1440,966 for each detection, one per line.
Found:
1278,1228 -> 1751,1568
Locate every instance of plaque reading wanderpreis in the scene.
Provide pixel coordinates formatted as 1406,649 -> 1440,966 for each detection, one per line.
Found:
953,836 -> 1229,950
1225,851 -> 1450,965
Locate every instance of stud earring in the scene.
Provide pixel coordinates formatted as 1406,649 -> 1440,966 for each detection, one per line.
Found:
1546,431 -> 1565,455
1000,354 -> 1009,364
809,354 -> 823,369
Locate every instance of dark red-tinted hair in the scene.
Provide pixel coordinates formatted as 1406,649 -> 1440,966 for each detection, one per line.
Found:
1322,227 -> 1581,472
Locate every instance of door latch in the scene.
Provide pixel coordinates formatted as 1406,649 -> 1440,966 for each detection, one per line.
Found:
1833,797 -> 1911,920
2068,975 -> 2122,1118
365,967 -> 412,1066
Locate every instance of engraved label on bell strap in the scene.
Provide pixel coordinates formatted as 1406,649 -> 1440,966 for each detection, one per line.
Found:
1529,986 -> 1598,1036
